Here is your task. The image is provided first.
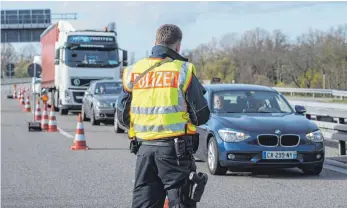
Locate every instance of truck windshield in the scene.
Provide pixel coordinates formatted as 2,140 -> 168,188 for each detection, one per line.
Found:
65,48 -> 120,68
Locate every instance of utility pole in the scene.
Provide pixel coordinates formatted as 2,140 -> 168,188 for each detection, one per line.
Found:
322,67 -> 326,89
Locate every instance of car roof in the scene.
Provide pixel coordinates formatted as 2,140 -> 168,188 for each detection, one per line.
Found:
202,84 -> 277,93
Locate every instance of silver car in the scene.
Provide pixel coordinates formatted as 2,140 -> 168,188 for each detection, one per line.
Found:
81,80 -> 122,125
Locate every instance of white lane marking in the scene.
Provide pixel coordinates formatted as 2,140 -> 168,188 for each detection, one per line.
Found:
324,164 -> 347,175
58,127 -> 74,139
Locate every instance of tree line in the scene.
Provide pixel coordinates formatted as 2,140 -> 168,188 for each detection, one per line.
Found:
1,43 -> 38,78
184,23 -> 347,90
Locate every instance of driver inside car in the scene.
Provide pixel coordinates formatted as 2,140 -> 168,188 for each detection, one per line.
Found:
95,84 -> 106,94
214,95 -> 227,113
252,99 -> 269,112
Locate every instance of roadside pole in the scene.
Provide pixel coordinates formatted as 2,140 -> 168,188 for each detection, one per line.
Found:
33,63 -> 37,122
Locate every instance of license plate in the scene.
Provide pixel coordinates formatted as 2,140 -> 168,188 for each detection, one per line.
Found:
262,151 -> 297,160
76,96 -> 83,99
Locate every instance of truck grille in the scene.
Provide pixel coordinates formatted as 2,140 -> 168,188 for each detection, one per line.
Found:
72,91 -> 85,104
70,78 -> 100,87
257,135 -> 279,147
280,135 -> 300,147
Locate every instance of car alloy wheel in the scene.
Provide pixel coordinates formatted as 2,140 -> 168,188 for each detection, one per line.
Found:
81,105 -> 89,121
90,109 -> 100,126
207,137 -> 227,175
208,141 -> 216,171
114,111 -> 125,133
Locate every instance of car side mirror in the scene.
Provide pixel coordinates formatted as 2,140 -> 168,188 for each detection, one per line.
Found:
295,105 -> 306,114
122,50 -> 128,67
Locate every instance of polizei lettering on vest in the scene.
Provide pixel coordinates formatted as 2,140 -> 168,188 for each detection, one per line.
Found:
132,71 -> 179,89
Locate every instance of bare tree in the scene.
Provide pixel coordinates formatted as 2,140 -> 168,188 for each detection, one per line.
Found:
188,23 -> 347,90
1,43 -> 18,77
21,44 -> 38,61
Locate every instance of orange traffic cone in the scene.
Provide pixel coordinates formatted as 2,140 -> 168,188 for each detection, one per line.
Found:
17,89 -> 21,100
41,101 -> 49,131
47,106 -> 58,132
20,93 -> 25,106
13,89 -> 17,99
35,100 -> 42,121
163,196 -> 169,208
23,95 -> 31,112
70,113 -> 89,150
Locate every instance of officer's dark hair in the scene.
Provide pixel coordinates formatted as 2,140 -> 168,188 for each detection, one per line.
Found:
155,24 -> 182,46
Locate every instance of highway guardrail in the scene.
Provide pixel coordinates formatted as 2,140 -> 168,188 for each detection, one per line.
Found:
1,78 -> 31,85
273,87 -> 347,99
305,112 -> 347,156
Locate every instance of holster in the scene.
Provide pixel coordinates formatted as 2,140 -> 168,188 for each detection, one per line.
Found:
174,138 -> 186,159
188,172 -> 208,202
174,134 -> 199,160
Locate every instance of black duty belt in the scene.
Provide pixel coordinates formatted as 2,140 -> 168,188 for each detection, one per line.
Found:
137,137 -> 177,147
140,141 -> 172,147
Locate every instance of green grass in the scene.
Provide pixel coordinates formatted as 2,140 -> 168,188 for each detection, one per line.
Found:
327,99 -> 347,104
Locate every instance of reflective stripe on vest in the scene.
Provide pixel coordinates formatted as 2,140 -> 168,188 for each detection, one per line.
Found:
123,58 -> 196,140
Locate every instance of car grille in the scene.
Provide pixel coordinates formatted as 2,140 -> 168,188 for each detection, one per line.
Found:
257,135 -> 278,146
280,135 -> 300,147
72,91 -> 85,104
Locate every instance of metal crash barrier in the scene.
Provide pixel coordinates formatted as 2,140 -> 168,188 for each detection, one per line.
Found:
305,112 -> 347,155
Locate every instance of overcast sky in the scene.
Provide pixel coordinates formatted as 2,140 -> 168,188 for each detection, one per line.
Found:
2,1 -> 347,60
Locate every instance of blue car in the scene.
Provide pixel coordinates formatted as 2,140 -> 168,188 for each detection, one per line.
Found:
195,84 -> 325,176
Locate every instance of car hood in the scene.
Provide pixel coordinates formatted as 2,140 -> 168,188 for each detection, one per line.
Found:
94,95 -> 119,103
213,113 -> 318,134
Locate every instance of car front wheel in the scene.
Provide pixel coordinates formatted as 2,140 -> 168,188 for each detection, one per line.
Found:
90,109 -> 100,126
301,163 -> 323,175
207,137 -> 227,175
81,105 -> 89,121
114,111 -> 125,133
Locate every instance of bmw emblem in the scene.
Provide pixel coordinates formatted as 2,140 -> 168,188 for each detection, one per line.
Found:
73,79 -> 80,86
275,130 -> 281,135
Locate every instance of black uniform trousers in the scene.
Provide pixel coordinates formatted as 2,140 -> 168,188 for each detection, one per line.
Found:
131,138 -> 197,208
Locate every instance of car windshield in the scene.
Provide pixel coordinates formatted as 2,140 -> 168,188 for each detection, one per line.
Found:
65,48 -> 119,68
212,90 -> 293,113
94,82 -> 123,95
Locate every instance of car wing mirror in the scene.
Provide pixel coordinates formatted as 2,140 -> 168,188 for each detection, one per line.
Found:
85,91 -> 92,96
122,50 -> 128,67
294,105 -> 306,114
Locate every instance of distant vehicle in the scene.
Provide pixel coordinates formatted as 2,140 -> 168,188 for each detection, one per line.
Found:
81,80 -> 123,125
40,20 -> 128,115
31,77 -> 41,95
195,84 -> 325,176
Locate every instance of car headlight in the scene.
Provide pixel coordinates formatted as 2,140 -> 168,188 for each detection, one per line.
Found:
218,128 -> 251,142
306,130 -> 324,142
97,101 -> 109,108
64,90 -> 72,101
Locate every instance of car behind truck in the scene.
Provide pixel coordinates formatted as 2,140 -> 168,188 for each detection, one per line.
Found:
40,20 -> 128,115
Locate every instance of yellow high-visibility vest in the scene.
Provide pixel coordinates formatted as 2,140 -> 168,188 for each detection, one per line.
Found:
123,58 -> 197,140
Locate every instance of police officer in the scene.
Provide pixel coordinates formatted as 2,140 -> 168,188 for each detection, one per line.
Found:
116,24 -> 210,208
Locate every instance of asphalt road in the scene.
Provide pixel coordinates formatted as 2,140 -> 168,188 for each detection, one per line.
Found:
2,86 -> 347,208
